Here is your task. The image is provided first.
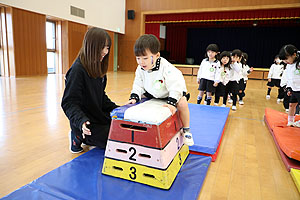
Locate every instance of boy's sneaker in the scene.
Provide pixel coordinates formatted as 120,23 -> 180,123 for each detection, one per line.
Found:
232,105 -> 237,111
287,121 -> 294,127
181,129 -> 194,146
214,103 -> 218,106
293,121 -> 300,128
221,104 -> 226,107
228,99 -> 233,104
69,131 -> 83,153
239,100 -> 244,105
285,109 -> 289,113
266,95 -> 270,99
277,98 -> 281,104
203,100 -> 207,105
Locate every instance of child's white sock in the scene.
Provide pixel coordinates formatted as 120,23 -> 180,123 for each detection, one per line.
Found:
288,115 -> 295,123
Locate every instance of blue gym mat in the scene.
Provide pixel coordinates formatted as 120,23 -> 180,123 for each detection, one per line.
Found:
189,104 -> 230,155
1,148 -> 212,200
110,102 -> 229,155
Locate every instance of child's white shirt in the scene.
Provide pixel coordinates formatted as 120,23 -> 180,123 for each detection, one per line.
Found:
286,62 -> 300,92
241,64 -> 251,81
215,65 -> 230,85
131,57 -> 187,102
197,58 -> 221,82
267,63 -> 284,79
228,62 -> 241,82
280,68 -> 287,87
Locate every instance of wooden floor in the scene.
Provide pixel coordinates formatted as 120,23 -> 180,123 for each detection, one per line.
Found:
0,72 -> 299,199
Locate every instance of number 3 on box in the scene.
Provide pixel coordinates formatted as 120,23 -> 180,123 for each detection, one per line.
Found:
129,166 -> 137,180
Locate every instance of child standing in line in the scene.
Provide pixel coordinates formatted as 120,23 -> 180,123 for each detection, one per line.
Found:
127,34 -> 194,146
214,51 -> 231,106
280,64 -> 291,112
238,52 -> 253,105
281,64 -> 300,114
278,44 -> 300,127
196,44 -> 221,105
266,55 -> 284,102
223,49 -> 242,110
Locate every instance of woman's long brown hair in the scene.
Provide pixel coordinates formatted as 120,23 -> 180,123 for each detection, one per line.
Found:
79,27 -> 111,78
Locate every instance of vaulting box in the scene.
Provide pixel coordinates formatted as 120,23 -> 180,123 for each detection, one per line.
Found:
102,144 -> 189,190
105,131 -> 184,169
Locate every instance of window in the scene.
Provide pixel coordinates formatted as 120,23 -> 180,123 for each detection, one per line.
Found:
46,21 -> 56,73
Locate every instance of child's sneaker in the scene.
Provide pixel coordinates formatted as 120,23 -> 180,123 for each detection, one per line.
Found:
197,99 -> 201,104
266,95 -> 270,99
239,100 -> 244,105
232,105 -> 237,111
181,129 -> 194,146
221,104 -> 226,107
214,103 -> 218,106
293,121 -> 300,128
285,109 -> 289,113
203,100 -> 207,105
287,121 -> 294,127
228,99 -> 233,104
277,98 -> 281,104
69,131 -> 83,153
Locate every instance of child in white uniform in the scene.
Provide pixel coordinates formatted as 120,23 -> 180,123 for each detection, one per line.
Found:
279,44 -> 300,127
266,55 -> 284,102
223,49 -> 242,110
214,51 -> 231,105
127,34 -> 194,145
197,44 -> 221,105
238,52 -> 253,105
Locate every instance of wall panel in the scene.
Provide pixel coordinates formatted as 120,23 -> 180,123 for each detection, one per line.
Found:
67,21 -> 87,68
12,7 -> 47,76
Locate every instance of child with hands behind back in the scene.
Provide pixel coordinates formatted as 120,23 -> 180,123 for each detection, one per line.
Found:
278,44 -> 300,127
127,34 -> 194,146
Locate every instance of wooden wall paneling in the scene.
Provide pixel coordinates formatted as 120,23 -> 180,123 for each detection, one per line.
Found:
24,9 -> 30,75
67,22 -> 87,68
118,39 -> 137,71
11,8 -> 47,76
118,0 -> 141,72
32,12 -> 38,75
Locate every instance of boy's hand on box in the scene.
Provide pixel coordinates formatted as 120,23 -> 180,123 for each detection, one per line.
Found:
126,99 -> 136,105
163,104 -> 176,116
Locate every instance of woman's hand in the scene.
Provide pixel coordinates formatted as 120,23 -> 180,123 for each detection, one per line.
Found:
163,104 -> 177,116
213,82 -> 218,87
126,99 -> 137,105
82,121 -> 91,138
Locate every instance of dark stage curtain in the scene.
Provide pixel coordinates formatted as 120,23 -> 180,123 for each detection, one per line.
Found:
186,26 -> 300,68
165,26 -> 187,64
